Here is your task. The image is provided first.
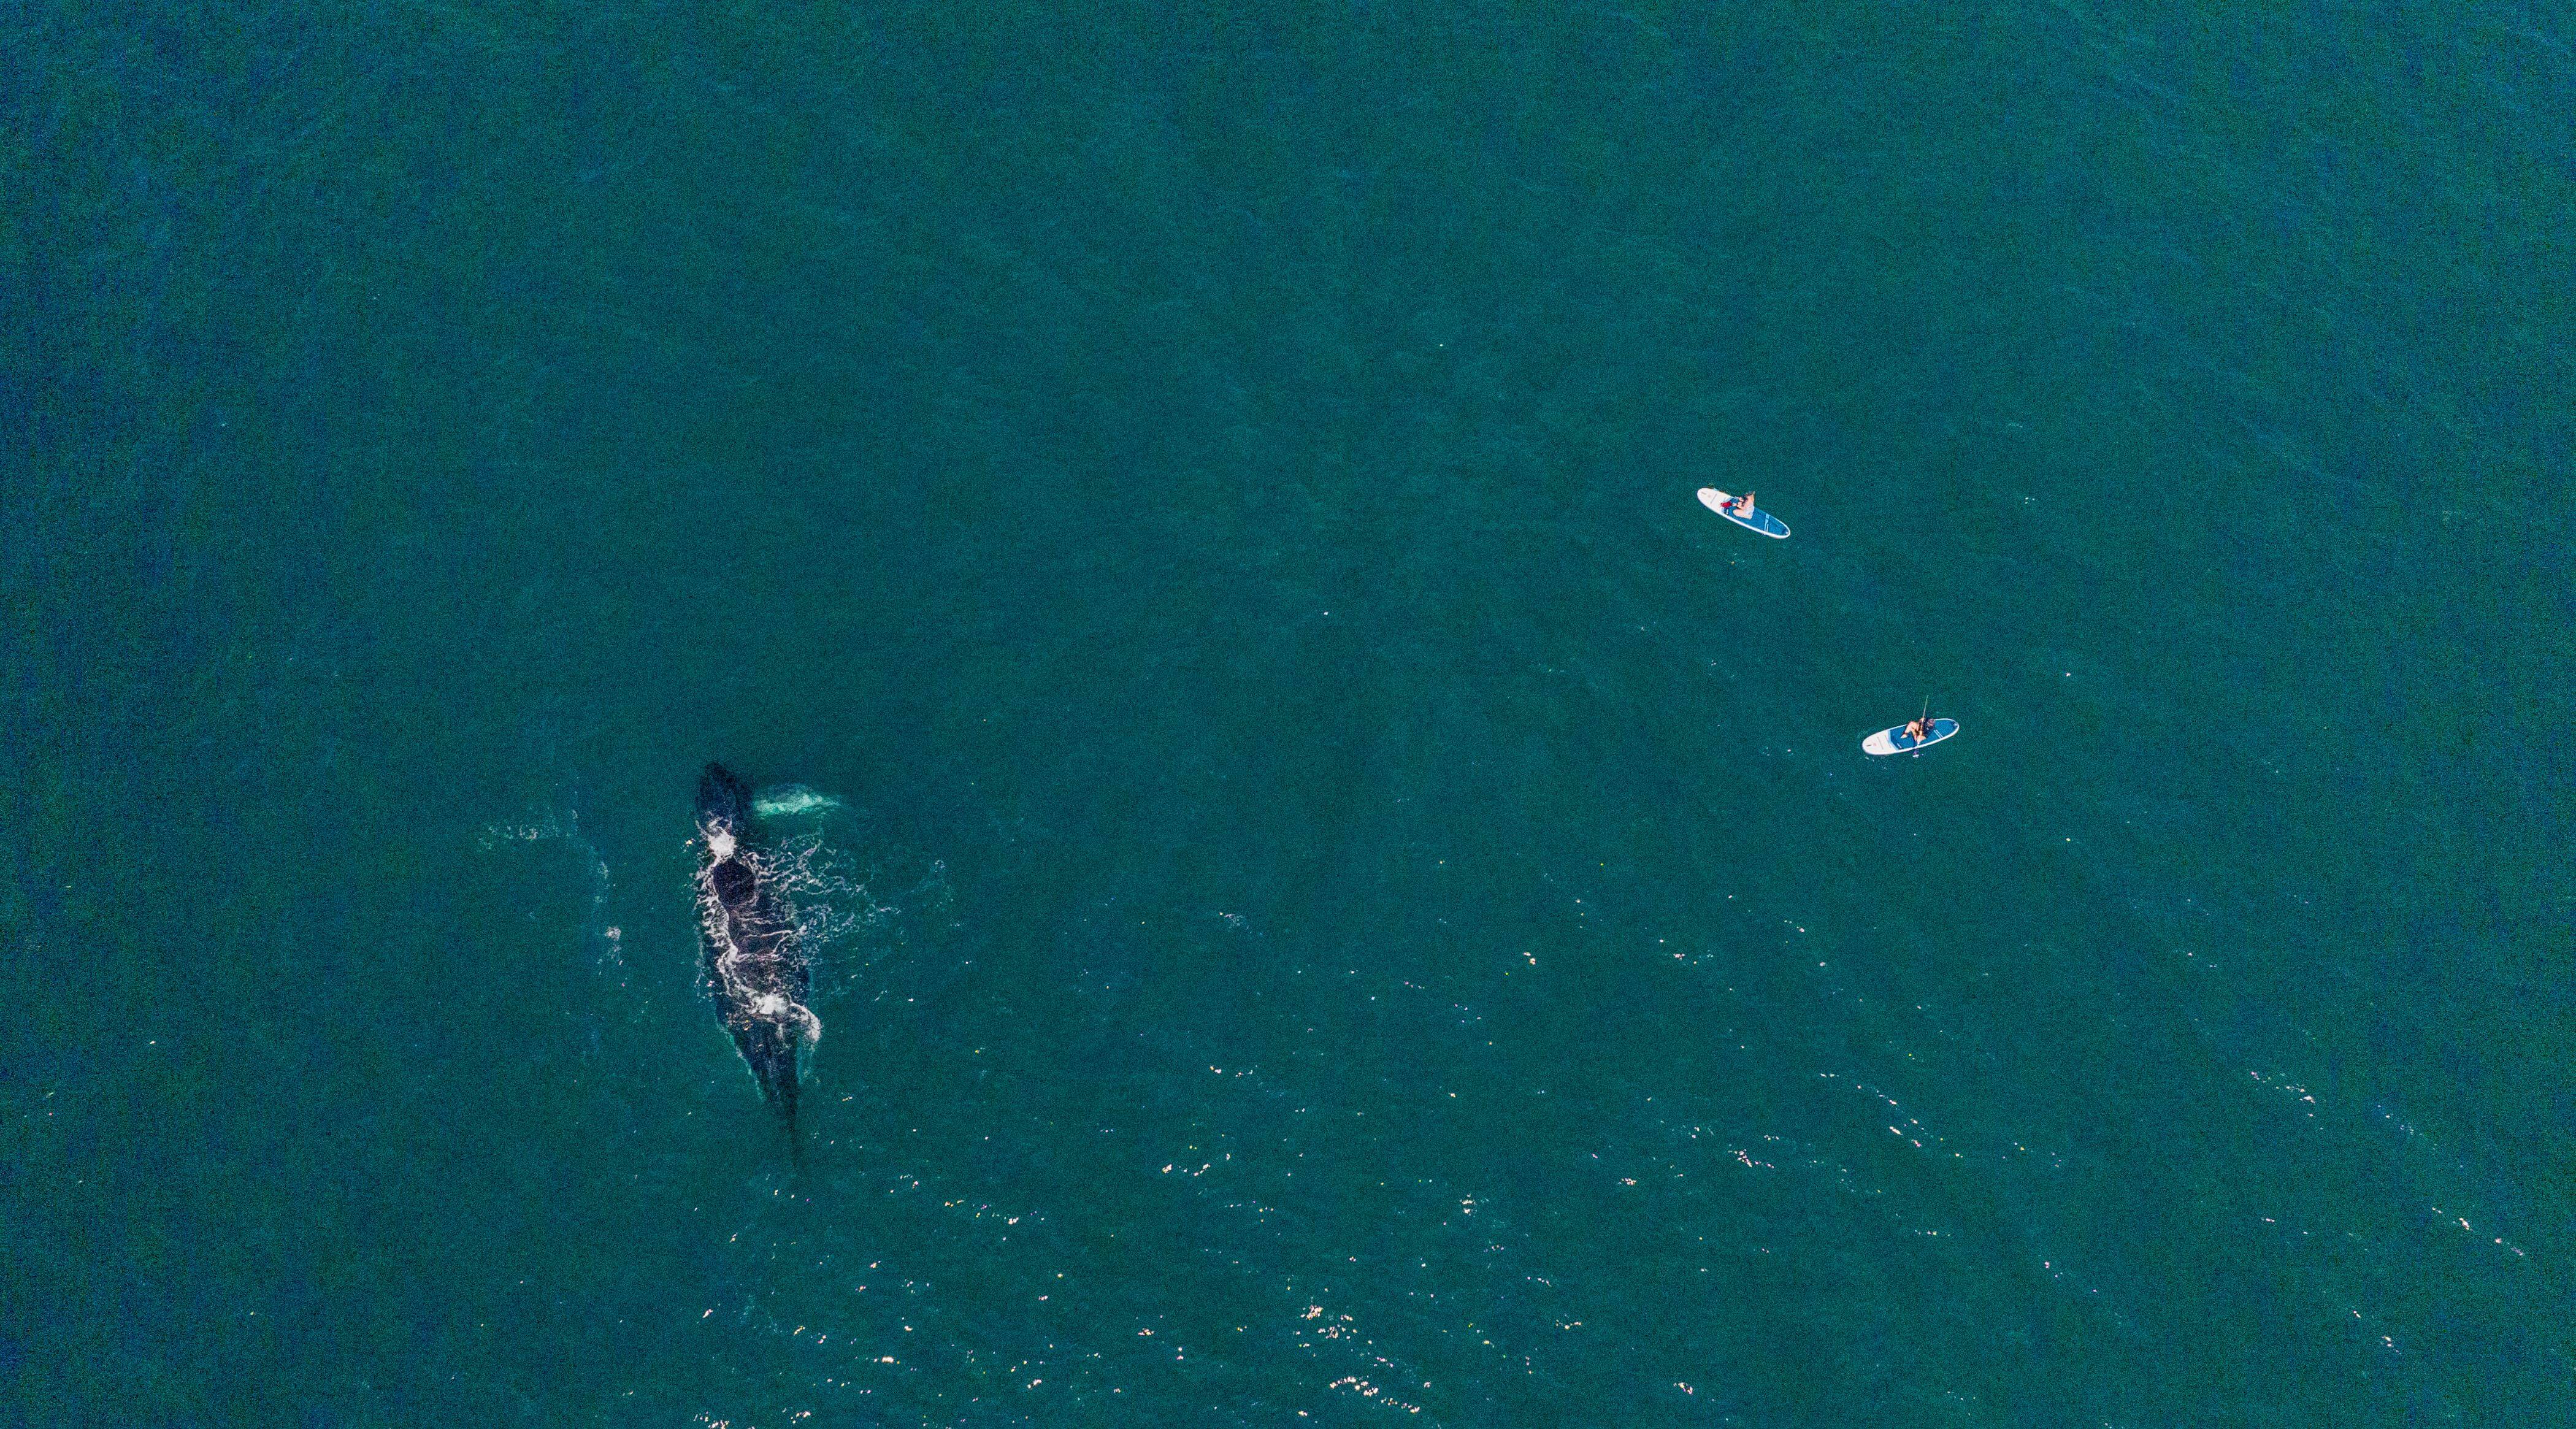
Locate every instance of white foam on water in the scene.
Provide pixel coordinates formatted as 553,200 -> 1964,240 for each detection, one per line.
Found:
693,815 -> 954,1058
749,828 -> 955,1001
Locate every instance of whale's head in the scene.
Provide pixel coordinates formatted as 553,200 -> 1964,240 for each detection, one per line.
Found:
696,762 -> 754,841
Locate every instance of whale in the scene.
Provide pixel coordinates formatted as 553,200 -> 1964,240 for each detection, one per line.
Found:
694,762 -> 816,1120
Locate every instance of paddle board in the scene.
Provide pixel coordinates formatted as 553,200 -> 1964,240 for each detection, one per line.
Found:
1862,718 -> 1958,756
1696,488 -> 1790,539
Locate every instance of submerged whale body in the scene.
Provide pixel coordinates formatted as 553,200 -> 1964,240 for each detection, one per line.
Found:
695,762 -> 816,1120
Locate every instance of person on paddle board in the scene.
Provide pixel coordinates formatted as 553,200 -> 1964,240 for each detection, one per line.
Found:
1731,491 -> 1755,517
1903,715 -> 1933,743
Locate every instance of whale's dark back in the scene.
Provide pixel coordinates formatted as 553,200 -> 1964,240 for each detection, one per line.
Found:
694,760 -> 809,1127
710,856 -> 758,908
697,762 -> 754,832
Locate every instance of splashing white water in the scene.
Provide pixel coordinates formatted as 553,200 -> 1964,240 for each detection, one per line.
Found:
715,821 -> 954,1002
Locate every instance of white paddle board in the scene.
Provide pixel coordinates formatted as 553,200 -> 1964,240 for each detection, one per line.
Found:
1863,718 -> 1958,756
1697,488 -> 1790,539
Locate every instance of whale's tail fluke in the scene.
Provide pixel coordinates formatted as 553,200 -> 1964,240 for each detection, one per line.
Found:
734,1020 -> 802,1123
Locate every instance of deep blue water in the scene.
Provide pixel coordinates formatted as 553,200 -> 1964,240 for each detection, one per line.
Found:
8,3 -> 2574,1424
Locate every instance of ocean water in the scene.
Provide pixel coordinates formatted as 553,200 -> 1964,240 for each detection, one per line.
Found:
7,2 -> 2572,1424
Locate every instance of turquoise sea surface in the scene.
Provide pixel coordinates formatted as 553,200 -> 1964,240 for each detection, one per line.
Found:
9,3 -> 2572,1424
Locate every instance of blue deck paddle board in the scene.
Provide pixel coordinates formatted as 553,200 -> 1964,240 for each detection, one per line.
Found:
1697,488 -> 1790,539
1863,718 -> 1958,756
